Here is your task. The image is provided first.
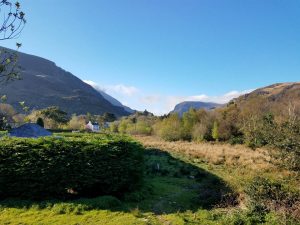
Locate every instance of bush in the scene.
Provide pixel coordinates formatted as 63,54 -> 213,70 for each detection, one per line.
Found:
245,177 -> 300,220
229,133 -> 245,145
0,134 -> 144,200
245,115 -> 300,171
268,121 -> 300,171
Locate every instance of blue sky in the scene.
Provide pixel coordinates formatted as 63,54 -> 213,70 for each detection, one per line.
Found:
1,0 -> 300,114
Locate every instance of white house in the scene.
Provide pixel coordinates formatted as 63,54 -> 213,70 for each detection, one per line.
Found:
85,121 -> 100,132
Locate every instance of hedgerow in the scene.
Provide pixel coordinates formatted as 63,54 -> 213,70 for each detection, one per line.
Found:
0,134 -> 144,200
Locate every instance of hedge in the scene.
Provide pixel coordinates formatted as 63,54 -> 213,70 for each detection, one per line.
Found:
0,134 -> 144,200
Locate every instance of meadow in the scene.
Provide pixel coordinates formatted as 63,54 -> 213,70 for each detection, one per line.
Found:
0,133 -> 299,224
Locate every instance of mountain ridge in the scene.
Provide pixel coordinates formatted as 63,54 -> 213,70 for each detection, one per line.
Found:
83,80 -> 134,114
232,82 -> 300,104
171,101 -> 222,116
0,47 -> 131,117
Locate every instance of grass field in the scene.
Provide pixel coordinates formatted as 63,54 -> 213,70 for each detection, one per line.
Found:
0,135 -> 299,225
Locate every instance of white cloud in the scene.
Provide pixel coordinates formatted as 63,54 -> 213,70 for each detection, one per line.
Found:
84,80 -> 139,96
84,80 -> 105,91
185,89 -> 254,104
83,80 -> 254,116
108,84 -> 139,96
139,95 -> 161,104
137,89 -> 254,115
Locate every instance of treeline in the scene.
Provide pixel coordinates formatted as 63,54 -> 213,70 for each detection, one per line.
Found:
0,102 -> 117,130
110,110 -> 154,136
111,97 -> 300,171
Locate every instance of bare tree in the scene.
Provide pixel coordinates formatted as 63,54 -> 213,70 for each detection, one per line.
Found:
0,1 -> 26,83
0,1 -> 26,40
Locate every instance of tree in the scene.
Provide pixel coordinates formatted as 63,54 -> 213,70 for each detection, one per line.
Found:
19,101 -> 29,112
212,121 -> 219,141
156,114 -> 183,141
86,112 -> 95,122
0,1 -> 26,41
36,117 -> 44,128
192,122 -> 210,142
0,103 -> 15,129
41,107 -> 69,128
182,108 -> 201,141
103,112 -> 116,122
0,1 -> 26,83
0,1 -> 26,129
0,95 -> 7,102
109,121 -> 119,133
68,114 -> 85,130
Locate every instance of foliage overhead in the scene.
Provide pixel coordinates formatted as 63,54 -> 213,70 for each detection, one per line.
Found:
0,0 -> 26,83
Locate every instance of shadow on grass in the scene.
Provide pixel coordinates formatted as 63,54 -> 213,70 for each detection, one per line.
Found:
0,148 -> 238,215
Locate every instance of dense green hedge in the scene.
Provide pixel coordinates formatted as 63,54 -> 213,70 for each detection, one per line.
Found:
0,134 -> 144,200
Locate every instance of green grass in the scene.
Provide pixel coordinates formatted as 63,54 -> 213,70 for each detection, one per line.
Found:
0,135 -> 299,225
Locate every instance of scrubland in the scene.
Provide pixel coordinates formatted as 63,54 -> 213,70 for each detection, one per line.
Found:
135,135 -> 300,222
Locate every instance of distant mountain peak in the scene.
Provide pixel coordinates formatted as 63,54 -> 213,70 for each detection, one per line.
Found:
171,101 -> 222,116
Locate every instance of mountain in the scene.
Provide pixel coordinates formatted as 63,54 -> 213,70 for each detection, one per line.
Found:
0,47 -> 131,117
99,91 -> 135,113
232,82 -> 300,105
83,81 -> 135,114
172,101 -> 222,116
225,82 -> 300,120
172,82 -> 300,117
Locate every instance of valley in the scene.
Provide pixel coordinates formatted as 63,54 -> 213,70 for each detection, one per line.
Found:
0,1 -> 299,224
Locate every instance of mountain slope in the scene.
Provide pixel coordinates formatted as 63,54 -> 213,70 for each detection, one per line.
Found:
227,82 -> 300,119
99,91 -> 134,113
232,82 -> 300,105
171,83 -> 300,117
83,80 -> 134,113
172,101 -> 222,116
0,47 -> 130,117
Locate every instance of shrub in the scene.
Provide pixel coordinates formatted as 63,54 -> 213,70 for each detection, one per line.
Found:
0,134 -> 144,200
229,133 -> 245,145
268,121 -> 300,171
245,114 -> 300,171
245,177 -> 300,220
